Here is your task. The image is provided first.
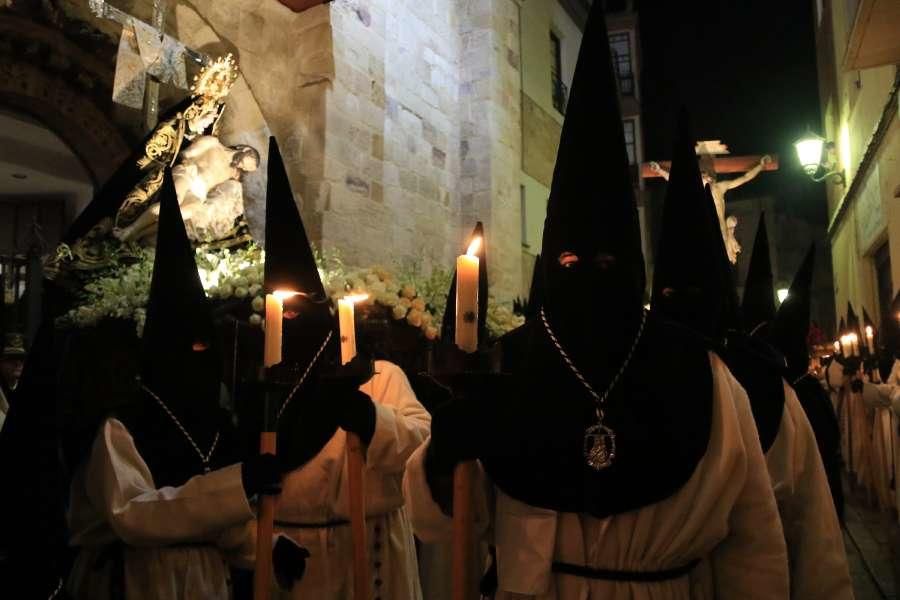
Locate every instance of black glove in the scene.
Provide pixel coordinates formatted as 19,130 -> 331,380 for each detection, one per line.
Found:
427,389 -> 483,474
411,372 -> 455,413
273,535 -> 310,591
335,389 -> 377,443
240,453 -> 282,500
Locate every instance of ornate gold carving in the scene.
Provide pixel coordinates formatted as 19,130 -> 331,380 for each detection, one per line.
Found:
116,167 -> 166,228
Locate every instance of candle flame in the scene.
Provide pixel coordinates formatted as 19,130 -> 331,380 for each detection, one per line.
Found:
466,237 -> 482,257
342,294 -> 369,304
272,290 -> 301,301
865,325 -> 873,336
848,333 -> 858,343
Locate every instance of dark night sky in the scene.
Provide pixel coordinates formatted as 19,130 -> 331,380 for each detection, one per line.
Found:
636,0 -> 828,225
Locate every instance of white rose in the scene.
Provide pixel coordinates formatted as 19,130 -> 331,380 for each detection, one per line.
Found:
411,297 -> 426,312
249,283 -> 262,296
218,284 -> 234,298
401,284 -> 416,299
234,276 -> 249,289
365,273 -> 380,285
251,296 -> 265,312
377,292 -> 399,307
407,309 -> 424,328
249,313 -> 262,326
425,325 -> 439,340
385,280 -> 400,294
392,304 -> 408,320
399,297 -> 412,309
370,281 -> 387,294
421,312 -> 433,326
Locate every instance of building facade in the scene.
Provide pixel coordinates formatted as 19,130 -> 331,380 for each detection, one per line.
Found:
519,0 -> 647,295
814,0 -> 900,328
1,0 -> 648,329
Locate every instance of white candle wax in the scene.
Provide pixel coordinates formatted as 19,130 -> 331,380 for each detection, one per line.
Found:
338,297 -> 359,365
865,326 -> 874,354
834,340 -> 841,356
849,334 -> 859,357
264,294 -> 284,368
455,239 -> 480,354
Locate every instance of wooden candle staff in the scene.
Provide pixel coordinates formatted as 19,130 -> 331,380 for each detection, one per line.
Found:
452,237 -> 481,600
254,291 -> 293,600
338,294 -> 371,599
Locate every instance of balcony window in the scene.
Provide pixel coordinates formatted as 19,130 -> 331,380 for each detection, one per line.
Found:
609,32 -> 635,96
550,31 -> 567,114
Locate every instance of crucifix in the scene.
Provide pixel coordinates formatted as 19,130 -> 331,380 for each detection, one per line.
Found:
89,0 -> 210,132
642,141 -> 779,264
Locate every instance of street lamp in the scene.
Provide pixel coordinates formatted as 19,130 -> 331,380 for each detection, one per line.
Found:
794,132 -> 845,184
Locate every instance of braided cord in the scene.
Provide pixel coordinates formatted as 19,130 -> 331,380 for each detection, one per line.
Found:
275,330 -> 334,423
540,307 -> 647,420
141,385 -> 220,470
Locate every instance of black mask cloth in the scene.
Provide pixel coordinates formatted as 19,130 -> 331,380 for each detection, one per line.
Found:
481,3 -> 712,518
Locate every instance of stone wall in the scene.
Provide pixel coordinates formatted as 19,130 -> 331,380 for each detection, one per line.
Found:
61,0 -> 525,299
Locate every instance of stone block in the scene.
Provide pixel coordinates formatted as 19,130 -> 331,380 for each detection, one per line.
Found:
345,175 -> 370,196
372,133 -> 384,160
371,181 -> 384,203
399,169 -> 418,193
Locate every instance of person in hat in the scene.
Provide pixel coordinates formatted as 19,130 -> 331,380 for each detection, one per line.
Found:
260,138 -> 430,599
651,111 -> 851,599
403,5 -> 788,598
860,293 -> 900,518
65,171 -> 283,600
770,247 -> 845,520
0,333 -> 25,432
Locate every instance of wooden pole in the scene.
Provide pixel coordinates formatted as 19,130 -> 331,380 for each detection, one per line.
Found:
451,460 -> 475,600
253,432 -> 277,600
254,387 -> 277,600
346,431 -> 370,599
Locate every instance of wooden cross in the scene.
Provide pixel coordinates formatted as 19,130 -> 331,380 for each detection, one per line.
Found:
641,154 -> 780,179
89,0 -> 210,132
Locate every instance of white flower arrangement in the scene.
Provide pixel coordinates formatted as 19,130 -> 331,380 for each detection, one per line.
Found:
59,242 -> 524,341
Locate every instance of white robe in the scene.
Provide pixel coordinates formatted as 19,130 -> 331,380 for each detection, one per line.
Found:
404,353 -> 790,599
766,382 -> 853,599
273,360 -> 430,599
67,418 -> 256,600
863,358 -> 900,522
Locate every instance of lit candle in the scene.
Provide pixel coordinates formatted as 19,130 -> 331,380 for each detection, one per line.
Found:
264,294 -> 284,368
264,291 -> 300,368
455,237 -> 481,353
849,333 -> 859,357
865,325 -> 874,354
834,340 -> 842,356
338,294 -> 368,365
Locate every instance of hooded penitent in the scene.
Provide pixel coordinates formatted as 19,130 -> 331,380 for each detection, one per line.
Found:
122,169 -> 234,487
742,215 -> 777,336
440,222 -> 489,343
263,137 -> 339,468
488,2 -> 711,518
770,245 -> 815,382
651,109 -> 728,339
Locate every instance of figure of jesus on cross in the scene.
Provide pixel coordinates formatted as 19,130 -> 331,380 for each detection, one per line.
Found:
645,143 -> 776,264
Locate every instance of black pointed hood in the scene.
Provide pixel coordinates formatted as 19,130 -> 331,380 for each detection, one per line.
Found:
141,168 -> 221,412
771,245 -> 815,380
882,292 -> 900,357
705,184 -> 742,334
263,137 -> 334,371
441,222 -> 489,344
142,170 -> 218,382
742,215 -> 777,335
540,2 -> 644,325
264,137 -> 326,301
651,109 -> 725,338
